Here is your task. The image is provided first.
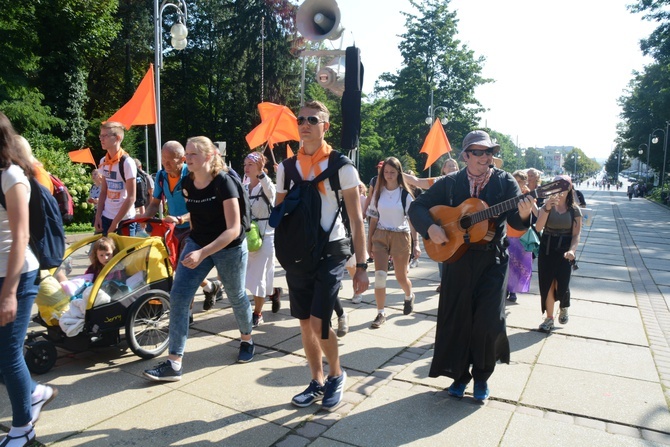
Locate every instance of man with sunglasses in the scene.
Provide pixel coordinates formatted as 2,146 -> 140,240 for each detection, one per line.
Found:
275,100 -> 369,410
408,130 -> 534,401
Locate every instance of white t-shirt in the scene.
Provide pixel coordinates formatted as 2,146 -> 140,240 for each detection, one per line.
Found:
0,165 -> 39,277
99,155 -> 137,220
366,187 -> 412,232
276,157 -> 359,242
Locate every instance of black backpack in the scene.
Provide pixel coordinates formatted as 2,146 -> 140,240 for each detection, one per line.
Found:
0,172 -> 66,270
269,151 -> 354,275
213,171 -> 252,234
118,155 -> 150,208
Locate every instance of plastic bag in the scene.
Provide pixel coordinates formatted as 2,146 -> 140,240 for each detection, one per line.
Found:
247,220 -> 263,252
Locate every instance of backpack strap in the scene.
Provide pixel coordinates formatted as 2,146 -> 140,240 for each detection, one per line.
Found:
401,188 -> 409,216
118,154 -> 128,183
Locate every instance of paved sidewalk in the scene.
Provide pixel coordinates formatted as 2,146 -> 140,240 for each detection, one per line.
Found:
2,189 -> 670,446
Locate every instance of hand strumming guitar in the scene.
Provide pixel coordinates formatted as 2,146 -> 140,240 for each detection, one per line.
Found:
427,223 -> 449,245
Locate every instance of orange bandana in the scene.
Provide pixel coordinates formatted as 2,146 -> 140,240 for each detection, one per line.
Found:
297,142 -> 332,194
99,148 -> 128,170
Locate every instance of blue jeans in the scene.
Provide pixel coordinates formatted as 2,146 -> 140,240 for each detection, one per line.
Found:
169,238 -> 252,357
0,270 -> 39,427
101,215 -> 137,236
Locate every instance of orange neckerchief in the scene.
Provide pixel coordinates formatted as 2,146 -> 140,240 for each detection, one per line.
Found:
297,142 -> 332,194
99,148 -> 128,170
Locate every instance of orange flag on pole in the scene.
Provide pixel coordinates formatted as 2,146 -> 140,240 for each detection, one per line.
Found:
245,102 -> 300,149
106,64 -> 157,129
68,148 -> 97,167
419,120 -> 452,170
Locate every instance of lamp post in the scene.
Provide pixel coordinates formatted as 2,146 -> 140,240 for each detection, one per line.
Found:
616,146 -> 622,183
425,89 -> 448,177
154,0 -> 189,176
569,153 -> 579,179
662,121 -> 670,199
638,144 -> 645,181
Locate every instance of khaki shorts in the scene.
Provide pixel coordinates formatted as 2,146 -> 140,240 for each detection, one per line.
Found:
371,229 -> 411,262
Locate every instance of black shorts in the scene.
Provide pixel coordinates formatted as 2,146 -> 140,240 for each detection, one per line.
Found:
286,252 -> 346,338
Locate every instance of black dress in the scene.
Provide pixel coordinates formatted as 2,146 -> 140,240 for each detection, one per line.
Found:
408,168 -> 529,383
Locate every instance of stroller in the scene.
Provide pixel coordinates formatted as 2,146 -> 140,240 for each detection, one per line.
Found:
24,218 -> 179,374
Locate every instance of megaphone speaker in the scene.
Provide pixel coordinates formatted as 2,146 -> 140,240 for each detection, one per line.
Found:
296,0 -> 344,41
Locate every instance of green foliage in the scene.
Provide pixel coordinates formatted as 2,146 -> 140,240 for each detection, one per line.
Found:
65,222 -> 94,234
373,0 -> 488,174
30,138 -> 94,224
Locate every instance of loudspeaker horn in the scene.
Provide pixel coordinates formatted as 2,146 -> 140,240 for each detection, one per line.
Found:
296,0 -> 344,41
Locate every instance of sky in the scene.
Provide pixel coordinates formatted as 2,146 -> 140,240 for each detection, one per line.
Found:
316,0 -> 657,160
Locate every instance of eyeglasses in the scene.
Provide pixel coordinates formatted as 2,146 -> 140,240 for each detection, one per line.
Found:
466,148 -> 495,157
297,116 -> 325,126
99,134 -> 115,139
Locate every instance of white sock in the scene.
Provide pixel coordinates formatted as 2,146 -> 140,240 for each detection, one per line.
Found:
168,359 -> 182,371
203,282 -> 214,292
242,339 -> 253,345
377,309 -> 386,315
8,424 -> 34,437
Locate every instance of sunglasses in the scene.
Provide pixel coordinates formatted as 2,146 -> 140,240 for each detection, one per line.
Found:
297,116 -> 325,126
466,148 -> 495,157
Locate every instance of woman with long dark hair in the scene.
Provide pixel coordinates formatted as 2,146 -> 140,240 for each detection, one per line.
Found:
366,157 -> 419,328
536,175 -> 582,332
0,113 -> 57,447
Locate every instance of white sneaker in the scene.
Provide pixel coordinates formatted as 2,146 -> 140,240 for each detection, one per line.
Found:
409,258 -> 419,268
351,294 -> 363,304
31,384 -> 58,424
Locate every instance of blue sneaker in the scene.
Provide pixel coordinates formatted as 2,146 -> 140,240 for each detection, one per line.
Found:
473,381 -> 490,401
143,360 -> 182,382
237,341 -> 255,363
291,380 -> 325,407
322,370 -> 347,409
447,381 -> 466,398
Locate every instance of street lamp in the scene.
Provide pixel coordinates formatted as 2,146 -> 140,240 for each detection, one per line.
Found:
568,153 -> 579,179
638,144 -> 645,181
424,89 -> 448,176
154,0 -> 189,176
651,128 -> 665,187
662,121 -> 670,200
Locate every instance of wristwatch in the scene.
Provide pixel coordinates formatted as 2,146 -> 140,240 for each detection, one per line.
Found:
177,215 -> 183,224
355,262 -> 368,270
257,173 -> 266,179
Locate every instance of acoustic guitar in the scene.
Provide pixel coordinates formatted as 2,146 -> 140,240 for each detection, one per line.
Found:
423,179 -> 571,263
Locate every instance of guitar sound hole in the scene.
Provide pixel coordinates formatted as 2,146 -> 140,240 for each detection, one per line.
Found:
460,215 -> 472,229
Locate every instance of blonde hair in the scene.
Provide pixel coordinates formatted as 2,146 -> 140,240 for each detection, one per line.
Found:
101,121 -> 125,139
186,136 -> 226,178
302,100 -> 330,122
441,158 -> 459,174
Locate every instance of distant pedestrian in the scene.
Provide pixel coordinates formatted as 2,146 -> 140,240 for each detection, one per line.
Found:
535,175 -> 582,332
506,170 -> 537,302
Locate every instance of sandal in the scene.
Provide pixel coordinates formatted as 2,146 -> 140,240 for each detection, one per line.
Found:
0,427 -> 36,447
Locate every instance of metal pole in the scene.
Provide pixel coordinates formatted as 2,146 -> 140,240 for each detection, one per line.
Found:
647,133 -> 652,184
662,121 -> 669,199
144,125 -> 150,173
428,89 -> 433,177
616,147 -> 621,183
154,0 -> 162,177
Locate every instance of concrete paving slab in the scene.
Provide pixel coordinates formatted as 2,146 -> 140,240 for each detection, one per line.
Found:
650,269 -> 670,287
522,364 -> 670,431
572,262 -> 631,282
50,389 -> 289,447
394,350 -> 534,403
569,277 -> 637,306
179,353 -> 322,429
538,335 -> 659,381
323,385 -> 512,447
501,412 -> 661,447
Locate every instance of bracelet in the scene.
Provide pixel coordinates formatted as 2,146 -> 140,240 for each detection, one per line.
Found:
177,215 -> 183,224
355,263 -> 368,270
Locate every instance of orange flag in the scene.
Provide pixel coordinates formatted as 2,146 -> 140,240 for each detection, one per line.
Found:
68,148 -> 97,167
246,102 -> 300,149
420,120 -> 452,170
106,64 -> 157,129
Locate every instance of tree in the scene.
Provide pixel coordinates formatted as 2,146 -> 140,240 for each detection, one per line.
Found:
374,0 -> 489,173
524,147 -> 546,172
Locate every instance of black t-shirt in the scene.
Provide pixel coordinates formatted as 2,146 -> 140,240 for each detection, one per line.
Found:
183,173 -> 243,248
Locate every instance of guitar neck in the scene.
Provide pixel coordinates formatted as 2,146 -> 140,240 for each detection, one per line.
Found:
470,190 -> 537,224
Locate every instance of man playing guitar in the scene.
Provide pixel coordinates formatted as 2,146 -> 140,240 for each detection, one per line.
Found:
408,130 -> 534,401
